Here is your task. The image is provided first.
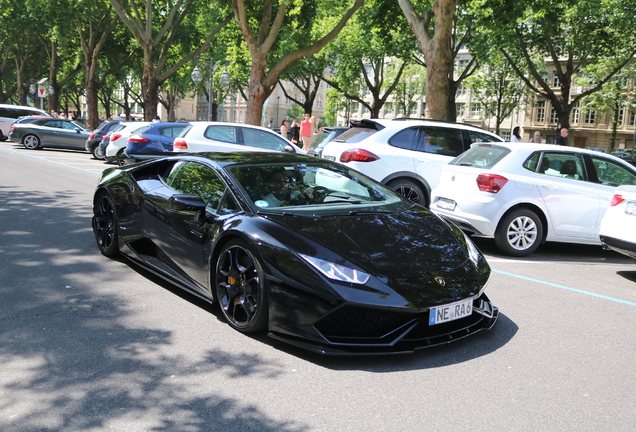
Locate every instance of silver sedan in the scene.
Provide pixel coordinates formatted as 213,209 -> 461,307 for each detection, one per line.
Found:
8,118 -> 91,150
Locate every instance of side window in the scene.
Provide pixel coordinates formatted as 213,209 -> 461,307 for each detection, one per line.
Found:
417,126 -> 464,156
164,161 -> 228,212
161,126 -> 186,138
43,121 -> 64,129
388,127 -> 418,150
523,153 -> 541,172
204,125 -> 237,143
219,192 -> 240,215
242,128 -> 287,151
536,152 -> 586,180
467,131 -> 502,144
62,122 -> 78,130
591,156 -> 636,187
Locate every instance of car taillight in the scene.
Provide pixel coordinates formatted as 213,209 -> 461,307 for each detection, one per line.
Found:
101,135 -> 109,142
609,194 -> 625,207
10,124 -> 16,130
174,139 -> 188,150
476,174 -> 508,193
340,149 -> 380,163
110,133 -> 122,142
128,134 -> 149,143
88,132 -> 96,140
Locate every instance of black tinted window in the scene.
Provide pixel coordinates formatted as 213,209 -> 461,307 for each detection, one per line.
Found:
388,128 -> 418,150
332,127 -> 378,144
165,161 -> 228,212
417,126 -> 465,156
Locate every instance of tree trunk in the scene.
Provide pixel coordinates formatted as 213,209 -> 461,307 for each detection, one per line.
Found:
142,50 -> 159,121
423,0 -> 455,121
245,60 -> 271,125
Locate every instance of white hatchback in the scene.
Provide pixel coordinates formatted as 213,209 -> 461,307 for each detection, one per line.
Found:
105,122 -> 151,159
173,121 -> 304,154
430,142 -> 636,256
599,185 -> 636,261
320,118 -> 503,205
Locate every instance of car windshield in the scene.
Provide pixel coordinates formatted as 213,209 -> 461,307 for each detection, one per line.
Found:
227,162 -> 409,215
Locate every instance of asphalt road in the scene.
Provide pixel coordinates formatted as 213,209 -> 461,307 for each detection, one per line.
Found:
1,140 -> 635,432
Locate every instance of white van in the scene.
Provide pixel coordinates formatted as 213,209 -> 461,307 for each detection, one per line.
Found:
0,104 -> 52,138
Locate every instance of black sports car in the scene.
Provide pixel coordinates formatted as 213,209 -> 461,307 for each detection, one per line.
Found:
92,152 -> 498,355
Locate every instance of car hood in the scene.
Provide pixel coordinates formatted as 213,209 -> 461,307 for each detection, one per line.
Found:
267,208 -> 467,277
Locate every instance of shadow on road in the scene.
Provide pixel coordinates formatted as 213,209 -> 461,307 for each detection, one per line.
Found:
0,186 -> 308,432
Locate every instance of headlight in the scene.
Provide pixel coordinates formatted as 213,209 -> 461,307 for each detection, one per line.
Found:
464,232 -> 481,267
300,254 -> 371,285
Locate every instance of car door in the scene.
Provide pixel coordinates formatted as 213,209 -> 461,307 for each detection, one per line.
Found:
142,160 -> 234,290
413,126 -> 465,191
533,151 -> 600,239
588,154 -> 636,235
55,121 -> 86,148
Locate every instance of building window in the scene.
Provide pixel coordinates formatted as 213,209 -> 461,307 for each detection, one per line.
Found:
457,59 -> 469,71
618,108 -> 625,125
470,103 -> 481,118
317,97 -> 322,108
456,103 -> 466,118
584,108 -> 596,124
409,102 -> 418,115
384,102 -> 393,114
550,107 -> 558,124
571,103 -> 580,124
456,85 -> 466,97
552,73 -> 560,88
630,111 -> 635,126
362,105 -> 370,114
536,101 -> 545,123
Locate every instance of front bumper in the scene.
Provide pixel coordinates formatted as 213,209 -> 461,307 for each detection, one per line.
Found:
267,293 -> 498,355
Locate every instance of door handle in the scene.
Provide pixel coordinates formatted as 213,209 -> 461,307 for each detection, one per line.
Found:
541,184 -> 556,191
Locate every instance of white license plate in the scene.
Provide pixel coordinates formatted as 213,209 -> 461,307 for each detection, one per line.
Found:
626,202 -> 636,215
437,197 -> 456,211
429,298 -> 473,325
323,155 -> 336,161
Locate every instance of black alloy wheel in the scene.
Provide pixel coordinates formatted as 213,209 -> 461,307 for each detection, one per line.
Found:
92,144 -> 105,160
92,192 -> 119,257
215,240 -> 268,333
22,134 -> 41,150
387,179 -> 425,205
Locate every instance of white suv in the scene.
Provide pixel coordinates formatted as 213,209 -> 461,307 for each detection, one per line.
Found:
320,119 -> 502,205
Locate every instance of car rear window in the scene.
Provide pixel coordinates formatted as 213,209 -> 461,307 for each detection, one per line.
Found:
331,127 -> 378,144
449,144 -> 510,168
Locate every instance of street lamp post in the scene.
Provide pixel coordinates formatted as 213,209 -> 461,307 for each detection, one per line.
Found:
192,58 -> 230,121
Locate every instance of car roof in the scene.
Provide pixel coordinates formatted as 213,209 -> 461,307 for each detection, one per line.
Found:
352,118 -> 501,136
188,121 -> 276,132
471,141 -> 633,162
146,151 -> 331,169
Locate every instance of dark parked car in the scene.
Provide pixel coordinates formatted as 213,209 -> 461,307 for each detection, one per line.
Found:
307,126 -> 348,157
92,152 -> 498,355
85,120 -> 121,159
8,118 -> 91,150
125,122 -> 189,155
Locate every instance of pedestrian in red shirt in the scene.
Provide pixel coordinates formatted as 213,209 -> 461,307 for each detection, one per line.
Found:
300,113 -> 313,151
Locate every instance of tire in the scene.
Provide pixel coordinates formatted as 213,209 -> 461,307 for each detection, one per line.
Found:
92,144 -> 105,160
22,134 -> 41,150
387,179 -> 426,205
494,208 -> 543,257
215,239 -> 268,333
92,192 -> 119,257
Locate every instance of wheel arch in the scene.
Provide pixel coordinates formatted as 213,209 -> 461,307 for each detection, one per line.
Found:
497,202 -> 549,243
381,172 -> 431,205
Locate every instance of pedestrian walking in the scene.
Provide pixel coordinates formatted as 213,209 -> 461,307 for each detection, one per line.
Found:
511,126 -> 522,142
280,119 -> 289,140
556,127 -> 569,146
289,119 -> 300,147
300,113 -> 313,151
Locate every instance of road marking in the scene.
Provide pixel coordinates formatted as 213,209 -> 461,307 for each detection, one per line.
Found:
493,269 -> 636,307
1,146 -> 103,174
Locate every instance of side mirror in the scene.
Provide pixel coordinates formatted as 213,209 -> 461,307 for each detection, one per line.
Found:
284,144 -> 295,153
169,195 -> 211,223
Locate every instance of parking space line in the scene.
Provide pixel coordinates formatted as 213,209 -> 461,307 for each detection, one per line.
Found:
493,269 -> 636,307
0,146 -> 103,174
